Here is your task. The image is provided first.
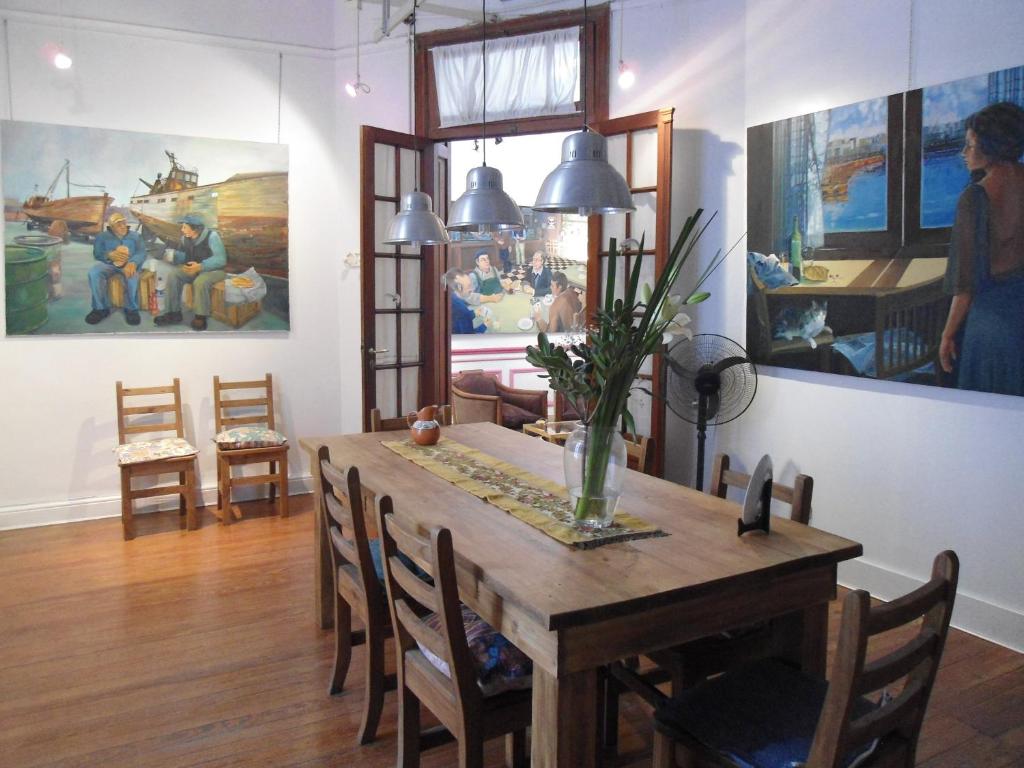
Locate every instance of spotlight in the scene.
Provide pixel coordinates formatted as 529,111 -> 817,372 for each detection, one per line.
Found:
53,50 -> 72,70
617,61 -> 635,90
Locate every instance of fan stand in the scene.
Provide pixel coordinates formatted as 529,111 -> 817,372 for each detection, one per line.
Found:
693,369 -> 720,492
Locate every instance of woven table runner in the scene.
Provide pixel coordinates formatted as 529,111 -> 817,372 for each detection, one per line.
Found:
382,437 -> 665,549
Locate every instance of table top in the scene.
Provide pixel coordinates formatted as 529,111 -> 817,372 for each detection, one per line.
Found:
771,257 -> 947,296
301,424 -> 862,634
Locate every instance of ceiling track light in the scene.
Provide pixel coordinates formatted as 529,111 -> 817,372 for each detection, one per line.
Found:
533,0 -> 635,216
383,3 -> 450,247
446,0 -> 524,233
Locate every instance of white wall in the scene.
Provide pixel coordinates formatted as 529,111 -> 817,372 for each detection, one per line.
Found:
0,2 -> 345,526
607,0 -> 1024,650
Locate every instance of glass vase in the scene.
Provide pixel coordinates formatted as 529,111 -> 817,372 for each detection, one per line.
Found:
563,424 -> 627,530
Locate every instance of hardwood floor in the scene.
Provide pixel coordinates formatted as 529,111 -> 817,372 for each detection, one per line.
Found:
1,495 -> 1020,767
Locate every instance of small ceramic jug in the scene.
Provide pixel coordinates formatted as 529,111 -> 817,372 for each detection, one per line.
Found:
407,405 -> 441,446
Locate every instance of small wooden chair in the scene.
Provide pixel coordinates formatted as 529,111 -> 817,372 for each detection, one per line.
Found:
623,432 -> 652,475
115,378 -> 198,540
652,550 -> 959,768
317,447 -> 395,745
377,500 -> 532,768
213,374 -> 288,524
605,452 -> 814,749
369,404 -> 452,432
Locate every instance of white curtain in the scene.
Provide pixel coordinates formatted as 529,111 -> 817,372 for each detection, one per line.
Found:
805,110 -> 830,248
432,27 -> 580,128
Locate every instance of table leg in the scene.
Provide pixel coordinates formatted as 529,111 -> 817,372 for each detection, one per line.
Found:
314,484 -> 334,630
531,666 -> 598,767
774,601 -> 829,679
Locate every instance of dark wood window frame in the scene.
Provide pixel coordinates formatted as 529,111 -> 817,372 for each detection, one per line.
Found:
414,6 -> 610,141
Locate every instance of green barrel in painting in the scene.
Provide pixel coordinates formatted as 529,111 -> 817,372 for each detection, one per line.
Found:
5,244 -> 49,333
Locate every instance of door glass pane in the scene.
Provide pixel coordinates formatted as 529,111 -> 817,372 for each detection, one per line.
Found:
632,128 -> 658,188
606,133 -> 627,179
375,200 -> 397,251
375,256 -> 397,310
401,314 -> 421,364
375,315 -> 398,367
401,367 -> 420,416
400,259 -> 422,310
633,191 -> 657,244
400,148 -> 418,196
602,212 -> 627,245
374,144 -> 395,197
375,368 -> 398,419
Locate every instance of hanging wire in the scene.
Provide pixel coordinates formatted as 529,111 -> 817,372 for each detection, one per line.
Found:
277,51 -> 283,143
409,4 -> 419,191
581,0 -> 588,128
617,0 -> 623,68
481,0 -> 488,167
4,19 -> 14,119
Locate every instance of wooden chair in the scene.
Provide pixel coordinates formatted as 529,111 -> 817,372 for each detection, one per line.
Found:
213,374 -> 288,524
623,432 -> 652,475
450,369 -> 548,431
115,378 -> 198,540
317,446 -> 395,745
652,550 -> 960,768
377,500 -> 531,768
369,404 -> 452,432
604,452 -> 813,748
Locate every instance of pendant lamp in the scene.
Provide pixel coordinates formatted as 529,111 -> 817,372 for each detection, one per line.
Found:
533,0 -> 635,216
446,0 -> 524,233
384,7 -> 450,246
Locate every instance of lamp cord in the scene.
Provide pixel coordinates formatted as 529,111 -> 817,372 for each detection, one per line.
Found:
356,0 -> 362,83
409,5 -> 419,191
481,0 -> 487,167
582,0 -> 588,129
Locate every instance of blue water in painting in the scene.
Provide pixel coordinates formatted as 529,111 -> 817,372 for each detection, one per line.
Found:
824,168 -> 887,232
921,151 -> 969,229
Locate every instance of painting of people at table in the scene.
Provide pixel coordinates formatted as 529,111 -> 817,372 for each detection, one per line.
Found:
447,207 -> 588,335
2,119 -> 289,336
745,62 -> 1024,398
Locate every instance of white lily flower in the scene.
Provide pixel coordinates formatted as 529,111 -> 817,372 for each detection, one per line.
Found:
662,312 -> 693,344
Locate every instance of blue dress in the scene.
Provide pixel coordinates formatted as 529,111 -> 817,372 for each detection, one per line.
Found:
945,184 -> 1024,396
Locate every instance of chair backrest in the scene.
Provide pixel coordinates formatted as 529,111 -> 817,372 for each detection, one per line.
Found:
873,281 -> 950,381
316,446 -> 382,607
622,433 -> 652,475
553,391 -> 580,422
115,378 -> 185,444
451,369 -> 499,397
377,500 -> 482,712
214,373 -> 275,433
709,452 -> 813,525
369,404 -> 452,432
807,550 -> 959,768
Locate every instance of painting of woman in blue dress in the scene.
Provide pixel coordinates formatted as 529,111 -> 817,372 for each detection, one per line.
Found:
940,102 -> 1024,396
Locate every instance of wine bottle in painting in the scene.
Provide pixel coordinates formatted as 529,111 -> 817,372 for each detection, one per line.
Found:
789,216 -> 802,281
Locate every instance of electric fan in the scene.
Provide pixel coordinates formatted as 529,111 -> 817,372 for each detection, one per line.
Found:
664,334 -> 757,491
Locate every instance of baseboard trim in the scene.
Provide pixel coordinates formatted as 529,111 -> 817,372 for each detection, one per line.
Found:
0,475 -> 315,531
839,558 -> 1023,654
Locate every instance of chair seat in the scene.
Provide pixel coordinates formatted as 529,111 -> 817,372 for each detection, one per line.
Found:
417,603 -> 533,697
500,403 -> 544,430
654,659 -> 879,768
116,437 -> 197,466
215,426 -> 288,450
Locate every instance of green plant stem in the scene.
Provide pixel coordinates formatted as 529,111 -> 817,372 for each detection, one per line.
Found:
577,425 -> 615,519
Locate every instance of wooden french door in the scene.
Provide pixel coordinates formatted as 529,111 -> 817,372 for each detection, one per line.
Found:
359,126 -> 445,431
587,108 -> 674,476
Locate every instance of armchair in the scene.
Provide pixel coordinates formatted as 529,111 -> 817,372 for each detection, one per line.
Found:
450,370 -> 548,431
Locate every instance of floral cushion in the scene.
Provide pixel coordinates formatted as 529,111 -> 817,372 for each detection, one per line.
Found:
116,437 -> 197,466
215,427 -> 287,450
416,604 -> 532,696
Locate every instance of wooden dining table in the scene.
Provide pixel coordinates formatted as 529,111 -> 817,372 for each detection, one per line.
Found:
300,423 -> 862,767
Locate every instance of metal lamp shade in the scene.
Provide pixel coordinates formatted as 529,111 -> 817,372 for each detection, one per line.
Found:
446,165 -> 524,232
533,130 -> 636,215
384,191 -> 450,245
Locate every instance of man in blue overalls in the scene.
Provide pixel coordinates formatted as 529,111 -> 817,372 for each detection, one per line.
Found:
86,212 -> 147,326
154,213 -> 227,331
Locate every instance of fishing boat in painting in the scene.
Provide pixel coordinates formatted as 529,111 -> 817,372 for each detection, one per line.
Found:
22,160 -> 112,236
129,152 -> 288,276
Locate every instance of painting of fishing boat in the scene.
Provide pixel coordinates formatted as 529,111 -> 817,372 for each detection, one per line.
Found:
21,159 -> 112,237
130,152 -> 288,276
2,119 -> 289,336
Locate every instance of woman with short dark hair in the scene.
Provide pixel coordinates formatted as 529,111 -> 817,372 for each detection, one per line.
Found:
940,101 -> 1024,395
